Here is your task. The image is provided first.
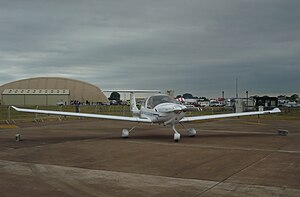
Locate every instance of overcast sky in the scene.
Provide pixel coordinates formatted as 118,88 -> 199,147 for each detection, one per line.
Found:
0,0 -> 299,98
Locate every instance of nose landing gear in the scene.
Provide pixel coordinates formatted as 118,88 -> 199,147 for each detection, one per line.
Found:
172,124 -> 181,142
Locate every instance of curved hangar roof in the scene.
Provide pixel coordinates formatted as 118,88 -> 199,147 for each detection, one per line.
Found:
0,77 -> 108,103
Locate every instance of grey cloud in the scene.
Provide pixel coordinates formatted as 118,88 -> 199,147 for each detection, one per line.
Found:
0,0 -> 299,97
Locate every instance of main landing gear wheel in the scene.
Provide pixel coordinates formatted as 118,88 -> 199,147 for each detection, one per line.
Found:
188,128 -> 196,137
121,126 -> 136,139
122,129 -> 129,138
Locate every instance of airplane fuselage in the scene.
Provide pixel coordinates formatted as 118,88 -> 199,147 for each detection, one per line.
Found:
139,103 -> 186,125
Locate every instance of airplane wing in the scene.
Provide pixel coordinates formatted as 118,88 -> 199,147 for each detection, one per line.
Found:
11,106 -> 152,123
180,108 -> 281,122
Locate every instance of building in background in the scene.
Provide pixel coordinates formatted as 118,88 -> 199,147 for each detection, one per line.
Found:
0,77 -> 108,106
1,89 -> 70,106
253,96 -> 278,110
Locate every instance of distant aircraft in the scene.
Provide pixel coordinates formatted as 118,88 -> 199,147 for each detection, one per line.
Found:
11,90 -> 281,142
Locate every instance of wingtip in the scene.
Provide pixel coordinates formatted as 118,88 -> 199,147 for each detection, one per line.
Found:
10,106 -> 18,110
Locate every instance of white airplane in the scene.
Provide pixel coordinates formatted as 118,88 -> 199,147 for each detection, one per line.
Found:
11,90 -> 281,142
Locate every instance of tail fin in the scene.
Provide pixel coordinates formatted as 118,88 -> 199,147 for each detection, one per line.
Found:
130,92 -> 140,116
103,90 -> 161,117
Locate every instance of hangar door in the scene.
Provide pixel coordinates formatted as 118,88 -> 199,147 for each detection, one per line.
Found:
1,89 -> 70,106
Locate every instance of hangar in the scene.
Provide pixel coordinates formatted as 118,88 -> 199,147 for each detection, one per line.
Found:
0,77 -> 108,106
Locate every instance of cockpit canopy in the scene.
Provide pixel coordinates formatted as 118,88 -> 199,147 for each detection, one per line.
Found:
145,94 -> 176,109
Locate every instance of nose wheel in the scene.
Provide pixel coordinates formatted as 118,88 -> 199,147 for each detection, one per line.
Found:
172,124 -> 181,142
174,133 -> 180,142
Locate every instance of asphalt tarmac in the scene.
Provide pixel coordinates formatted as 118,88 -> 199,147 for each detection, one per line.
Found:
0,117 -> 299,196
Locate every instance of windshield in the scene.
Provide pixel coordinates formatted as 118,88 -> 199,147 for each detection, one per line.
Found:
146,95 -> 176,109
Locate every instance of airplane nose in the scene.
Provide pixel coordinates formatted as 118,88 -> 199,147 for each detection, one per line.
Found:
173,106 -> 182,111
156,103 -> 187,113
173,105 -> 186,113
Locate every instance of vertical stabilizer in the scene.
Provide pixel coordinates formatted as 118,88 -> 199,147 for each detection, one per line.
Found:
130,92 -> 139,116
103,90 -> 161,117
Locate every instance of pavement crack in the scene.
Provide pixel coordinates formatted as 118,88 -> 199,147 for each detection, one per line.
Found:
193,151 -> 275,197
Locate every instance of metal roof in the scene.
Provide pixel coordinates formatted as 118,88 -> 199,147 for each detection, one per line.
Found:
0,77 -> 108,102
2,89 -> 70,95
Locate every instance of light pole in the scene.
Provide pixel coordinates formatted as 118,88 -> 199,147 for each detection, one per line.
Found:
246,91 -> 249,109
